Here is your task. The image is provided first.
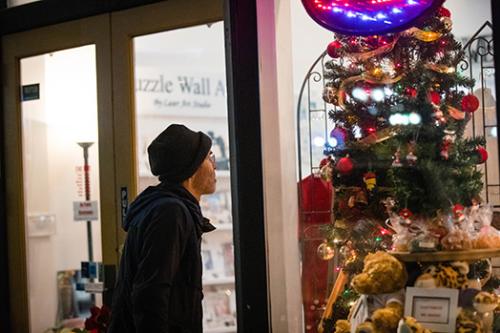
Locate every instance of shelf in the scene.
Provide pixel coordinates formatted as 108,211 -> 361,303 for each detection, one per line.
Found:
391,248 -> 500,262
204,326 -> 237,333
203,276 -> 235,286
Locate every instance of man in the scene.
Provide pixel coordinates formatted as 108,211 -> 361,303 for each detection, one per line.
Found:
108,124 -> 217,333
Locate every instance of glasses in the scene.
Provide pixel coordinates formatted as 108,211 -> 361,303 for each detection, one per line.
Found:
208,152 -> 216,166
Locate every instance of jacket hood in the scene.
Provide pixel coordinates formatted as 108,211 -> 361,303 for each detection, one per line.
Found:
123,182 -> 215,233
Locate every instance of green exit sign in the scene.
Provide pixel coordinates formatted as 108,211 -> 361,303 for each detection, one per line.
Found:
21,83 -> 40,101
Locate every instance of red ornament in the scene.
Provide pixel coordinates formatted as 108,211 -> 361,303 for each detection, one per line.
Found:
399,208 -> 413,226
476,146 -> 488,164
336,156 -> 354,175
399,208 -> 413,219
461,94 -> 480,113
437,7 -> 451,18
453,203 -> 465,223
428,91 -> 441,105
453,203 -> 464,215
327,40 -> 342,58
405,87 -> 418,98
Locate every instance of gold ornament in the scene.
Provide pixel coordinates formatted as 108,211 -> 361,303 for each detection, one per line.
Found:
322,86 -> 338,104
440,17 -> 453,32
356,190 -> 368,205
370,66 -> 384,80
317,242 -> 335,260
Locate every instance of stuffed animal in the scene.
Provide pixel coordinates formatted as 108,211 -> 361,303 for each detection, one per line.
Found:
336,251 -> 408,333
456,309 -> 484,333
414,261 -> 469,289
397,316 -> 432,333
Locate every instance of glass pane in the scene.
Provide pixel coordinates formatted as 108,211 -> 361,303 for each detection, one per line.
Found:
133,22 -> 237,333
21,45 -> 102,332
293,0 -> 499,332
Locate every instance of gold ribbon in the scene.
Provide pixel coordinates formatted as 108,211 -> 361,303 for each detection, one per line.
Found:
402,27 -> 442,42
318,269 -> 348,333
348,37 -> 400,62
359,126 -> 400,145
337,74 -> 403,110
425,63 -> 456,74
448,105 -> 466,120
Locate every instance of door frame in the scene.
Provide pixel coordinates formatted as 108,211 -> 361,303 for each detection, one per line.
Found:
111,1 -> 271,332
1,15 -> 116,332
1,0 -> 273,332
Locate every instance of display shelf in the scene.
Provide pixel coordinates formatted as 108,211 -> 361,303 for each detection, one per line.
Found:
204,326 -> 237,333
203,276 -> 235,286
391,248 -> 500,262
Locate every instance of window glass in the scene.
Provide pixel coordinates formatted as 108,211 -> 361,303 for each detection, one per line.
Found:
20,45 -> 102,332
133,22 -> 237,332
292,1 -> 498,332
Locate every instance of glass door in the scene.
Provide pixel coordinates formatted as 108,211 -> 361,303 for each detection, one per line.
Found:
2,15 -> 116,333
110,1 -> 237,332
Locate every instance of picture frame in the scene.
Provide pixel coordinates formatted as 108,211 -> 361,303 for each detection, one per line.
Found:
404,287 -> 459,332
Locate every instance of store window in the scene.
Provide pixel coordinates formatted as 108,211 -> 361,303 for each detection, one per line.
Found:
293,1 -> 499,332
20,45 -> 102,332
133,22 -> 237,332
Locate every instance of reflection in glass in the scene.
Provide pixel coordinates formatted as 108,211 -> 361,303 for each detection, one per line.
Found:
132,22 -> 237,332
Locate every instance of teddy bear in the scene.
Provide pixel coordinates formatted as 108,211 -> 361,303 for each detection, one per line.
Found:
335,251 -> 408,333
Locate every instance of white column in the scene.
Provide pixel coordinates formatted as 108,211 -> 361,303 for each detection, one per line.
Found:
256,0 -> 303,332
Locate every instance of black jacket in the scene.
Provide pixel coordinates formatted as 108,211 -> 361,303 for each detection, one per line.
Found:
108,182 -> 215,333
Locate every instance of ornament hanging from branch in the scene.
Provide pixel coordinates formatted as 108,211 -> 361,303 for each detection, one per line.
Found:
301,0 -> 445,36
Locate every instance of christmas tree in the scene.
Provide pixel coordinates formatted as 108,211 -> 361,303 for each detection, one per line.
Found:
318,4 -> 490,325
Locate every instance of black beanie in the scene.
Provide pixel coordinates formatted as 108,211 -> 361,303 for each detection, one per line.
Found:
148,124 -> 212,183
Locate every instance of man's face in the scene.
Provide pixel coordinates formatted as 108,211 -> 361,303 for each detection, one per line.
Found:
191,151 -> 217,195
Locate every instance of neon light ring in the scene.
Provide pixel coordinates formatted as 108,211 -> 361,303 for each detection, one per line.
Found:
302,0 -> 445,36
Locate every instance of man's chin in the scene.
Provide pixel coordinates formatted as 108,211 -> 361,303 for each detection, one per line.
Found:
203,186 -> 217,195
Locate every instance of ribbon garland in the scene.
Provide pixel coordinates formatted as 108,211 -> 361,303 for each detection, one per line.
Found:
337,73 -> 403,110
348,37 -> 400,62
425,63 -> 456,74
448,105 -> 466,120
402,27 -> 442,42
318,269 -> 348,333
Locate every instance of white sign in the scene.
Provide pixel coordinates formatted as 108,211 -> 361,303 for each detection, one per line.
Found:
134,69 -> 228,118
84,282 -> 105,293
73,201 -> 99,221
404,287 -> 459,332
